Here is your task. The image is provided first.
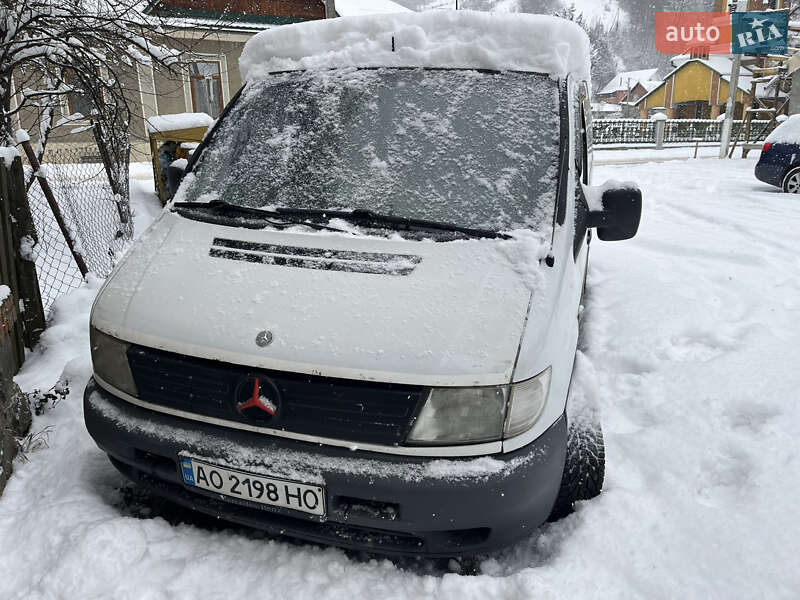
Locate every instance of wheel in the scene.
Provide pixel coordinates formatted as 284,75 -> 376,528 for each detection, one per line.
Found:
547,415 -> 605,521
781,166 -> 800,193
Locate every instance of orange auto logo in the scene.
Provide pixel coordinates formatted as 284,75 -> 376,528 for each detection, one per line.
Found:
235,375 -> 281,423
655,11 -> 787,55
655,12 -> 731,55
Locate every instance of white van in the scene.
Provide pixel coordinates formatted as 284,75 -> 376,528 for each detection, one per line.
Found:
85,12 -> 641,557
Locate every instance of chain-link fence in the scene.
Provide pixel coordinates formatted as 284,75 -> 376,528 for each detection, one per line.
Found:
25,146 -> 132,311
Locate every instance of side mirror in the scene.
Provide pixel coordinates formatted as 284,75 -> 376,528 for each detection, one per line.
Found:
587,184 -> 642,241
166,158 -> 188,201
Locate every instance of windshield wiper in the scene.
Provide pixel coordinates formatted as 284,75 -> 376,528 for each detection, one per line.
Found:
274,207 -> 507,239
172,200 -> 351,234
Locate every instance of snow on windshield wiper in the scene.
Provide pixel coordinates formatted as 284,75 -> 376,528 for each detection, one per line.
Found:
172,200 -> 350,234
274,207 -> 507,240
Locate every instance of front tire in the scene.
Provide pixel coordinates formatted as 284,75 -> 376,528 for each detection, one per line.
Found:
782,166 -> 800,193
548,417 -> 605,521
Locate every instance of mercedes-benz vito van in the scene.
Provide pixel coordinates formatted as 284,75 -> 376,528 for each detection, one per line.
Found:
84,11 -> 641,557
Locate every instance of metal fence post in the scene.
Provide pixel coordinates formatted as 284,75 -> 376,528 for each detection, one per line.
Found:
655,119 -> 666,149
325,0 -> 336,18
20,141 -> 89,278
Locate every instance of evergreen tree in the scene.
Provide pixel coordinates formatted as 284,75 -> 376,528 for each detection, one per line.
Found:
553,4 -> 620,92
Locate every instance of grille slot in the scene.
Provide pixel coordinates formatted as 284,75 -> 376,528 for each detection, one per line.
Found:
209,238 -> 421,276
127,346 -> 424,445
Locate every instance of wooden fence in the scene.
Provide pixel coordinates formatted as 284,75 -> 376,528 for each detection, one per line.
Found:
1,157 -> 26,375
1,153 -> 46,494
0,155 -> 45,366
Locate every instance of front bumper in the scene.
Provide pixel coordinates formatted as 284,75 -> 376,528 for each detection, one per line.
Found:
84,379 -> 566,557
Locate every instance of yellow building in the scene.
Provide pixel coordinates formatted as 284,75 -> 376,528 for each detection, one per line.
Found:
636,56 -> 753,120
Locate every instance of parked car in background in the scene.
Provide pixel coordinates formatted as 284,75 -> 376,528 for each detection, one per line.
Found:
755,115 -> 800,193
84,11 -> 642,557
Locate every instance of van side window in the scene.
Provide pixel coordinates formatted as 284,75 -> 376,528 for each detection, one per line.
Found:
554,81 -> 570,228
574,93 -> 590,185
573,93 -> 590,259
581,87 -> 593,184
574,100 -> 584,178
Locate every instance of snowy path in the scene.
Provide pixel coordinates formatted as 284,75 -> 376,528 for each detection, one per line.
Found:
1,156 -> 798,599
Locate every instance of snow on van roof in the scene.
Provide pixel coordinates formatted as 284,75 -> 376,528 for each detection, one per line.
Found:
240,11 -> 591,81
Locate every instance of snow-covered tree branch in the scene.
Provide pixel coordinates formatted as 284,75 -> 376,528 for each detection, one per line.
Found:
0,0 -> 186,156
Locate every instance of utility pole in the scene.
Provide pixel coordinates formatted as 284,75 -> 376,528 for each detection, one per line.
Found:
720,0 -> 747,159
626,77 -> 632,118
719,56 -> 742,158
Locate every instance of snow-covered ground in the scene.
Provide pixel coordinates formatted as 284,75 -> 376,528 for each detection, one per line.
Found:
595,145 -> 745,164
1,153 -> 799,598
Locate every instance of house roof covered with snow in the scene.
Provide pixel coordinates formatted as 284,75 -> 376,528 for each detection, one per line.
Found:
591,102 -> 622,113
335,0 -> 412,17
598,68 -> 660,95
145,0 -> 325,33
640,80 -> 662,93
240,11 -> 591,81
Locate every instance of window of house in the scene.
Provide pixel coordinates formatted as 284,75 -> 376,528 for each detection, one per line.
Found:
64,70 -> 97,118
189,61 -> 223,118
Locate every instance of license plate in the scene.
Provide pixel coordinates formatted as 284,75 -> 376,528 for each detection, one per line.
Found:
180,458 -> 325,516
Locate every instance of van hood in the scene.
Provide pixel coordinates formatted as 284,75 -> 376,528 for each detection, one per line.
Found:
92,212 -> 548,386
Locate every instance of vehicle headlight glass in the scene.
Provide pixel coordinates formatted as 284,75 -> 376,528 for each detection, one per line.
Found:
406,386 -> 508,445
504,367 -> 551,438
405,367 -> 552,446
90,327 -> 138,397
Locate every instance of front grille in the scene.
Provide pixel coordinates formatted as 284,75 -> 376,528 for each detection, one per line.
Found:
127,346 -> 424,445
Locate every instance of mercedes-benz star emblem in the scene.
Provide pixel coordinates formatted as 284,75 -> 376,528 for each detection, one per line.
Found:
255,330 -> 273,347
235,375 -> 281,423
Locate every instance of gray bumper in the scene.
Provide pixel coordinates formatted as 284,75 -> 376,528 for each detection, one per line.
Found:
84,379 -> 566,557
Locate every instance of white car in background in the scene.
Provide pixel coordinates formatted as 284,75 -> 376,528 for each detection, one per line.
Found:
84,11 -> 641,557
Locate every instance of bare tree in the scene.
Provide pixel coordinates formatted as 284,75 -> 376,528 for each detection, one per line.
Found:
0,0 -> 186,166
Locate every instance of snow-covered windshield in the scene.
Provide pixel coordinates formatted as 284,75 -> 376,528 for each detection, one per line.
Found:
187,68 -> 561,232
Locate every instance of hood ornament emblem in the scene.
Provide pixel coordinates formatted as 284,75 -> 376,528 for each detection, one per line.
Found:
235,375 -> 280,422
255,330 -> 273,347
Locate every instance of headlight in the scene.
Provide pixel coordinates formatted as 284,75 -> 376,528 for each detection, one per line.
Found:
406,367 -> 551,446
407,386 -> 507,445
504,367 -> 551,438
90,327 -> 138,397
